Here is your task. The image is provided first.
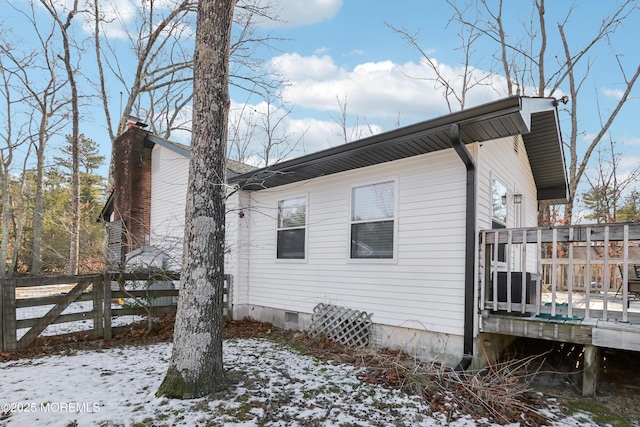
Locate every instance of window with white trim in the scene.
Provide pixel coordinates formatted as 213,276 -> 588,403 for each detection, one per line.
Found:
277,196 -> 306,259
350,181 -> 394,259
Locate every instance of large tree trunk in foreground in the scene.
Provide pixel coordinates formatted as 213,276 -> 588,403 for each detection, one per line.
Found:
157,0 -> 236,399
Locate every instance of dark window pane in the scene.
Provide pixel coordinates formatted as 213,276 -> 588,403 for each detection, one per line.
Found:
351,221 -> 393,258
277,229 -> 305,259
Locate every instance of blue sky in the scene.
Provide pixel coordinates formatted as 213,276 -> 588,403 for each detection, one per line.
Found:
3,0 -> 640,213
232,0 -> 640,156
230,0 -> 640,212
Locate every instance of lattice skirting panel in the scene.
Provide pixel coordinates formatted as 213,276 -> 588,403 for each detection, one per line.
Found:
309,303 -> 373,347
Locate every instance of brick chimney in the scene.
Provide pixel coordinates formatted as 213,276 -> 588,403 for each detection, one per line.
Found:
111,125 -> 153,258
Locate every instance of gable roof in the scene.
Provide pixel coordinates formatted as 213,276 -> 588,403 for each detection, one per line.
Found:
144,133 -> 256,177
228,96 -> 570,204
99,131 -> 257,222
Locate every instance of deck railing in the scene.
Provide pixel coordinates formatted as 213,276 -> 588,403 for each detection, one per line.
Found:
480,223 -> 640,323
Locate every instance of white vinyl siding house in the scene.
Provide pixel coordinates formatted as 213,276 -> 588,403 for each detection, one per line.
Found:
229,139 -> 536,362
111,133 -> 257,273
230,151 -> 471,360
227,96 -> 569,365
110,96 -> 568,367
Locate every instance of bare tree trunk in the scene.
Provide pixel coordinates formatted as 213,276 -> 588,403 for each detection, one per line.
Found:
64,4 -> 81,275
535,0 -> 546,97
157,0 -> 236,399
0,62 -> 14,278
41,0 -> 81,274
0,165 -> 10,278
31,136 -> 46,275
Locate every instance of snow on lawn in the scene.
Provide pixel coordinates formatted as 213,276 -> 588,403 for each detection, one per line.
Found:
1,338 -> 599,427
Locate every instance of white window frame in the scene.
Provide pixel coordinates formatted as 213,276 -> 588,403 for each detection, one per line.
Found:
276,195 -> 308,261
349,179 -> 397,262
491,177 -> 508,264
491,178 -> 508,227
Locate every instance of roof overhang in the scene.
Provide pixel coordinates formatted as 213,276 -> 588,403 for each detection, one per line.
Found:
228,96 -> 570,204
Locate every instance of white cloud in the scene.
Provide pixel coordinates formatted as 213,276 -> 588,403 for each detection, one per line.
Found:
602,87 -> 624,100
269,53 -> 507,123
622,136 -> 640,146
252,0 -> 342,29
79,0 -> 195,40
270,53 -> 341,80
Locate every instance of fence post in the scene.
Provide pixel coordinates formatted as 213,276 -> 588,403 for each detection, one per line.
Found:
103,272 -> 112,340
1,279 -> 17,352
93,274 -> 104,338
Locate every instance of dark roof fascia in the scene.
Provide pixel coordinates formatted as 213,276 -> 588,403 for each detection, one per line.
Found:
228,96 -> 523,187
227,96 -> 570,204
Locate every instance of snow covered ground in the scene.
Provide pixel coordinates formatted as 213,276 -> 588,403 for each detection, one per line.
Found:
0,338 -> 602,427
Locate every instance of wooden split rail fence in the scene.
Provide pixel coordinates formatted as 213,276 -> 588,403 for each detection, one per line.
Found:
0,272 -> 232,352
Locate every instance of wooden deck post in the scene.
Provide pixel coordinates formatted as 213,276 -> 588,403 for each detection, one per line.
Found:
582,344 -> 599,397
1,279 -> 17,352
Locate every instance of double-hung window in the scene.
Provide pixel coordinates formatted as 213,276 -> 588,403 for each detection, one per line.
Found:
277,196 -> 307,259
350,181 -> 395,259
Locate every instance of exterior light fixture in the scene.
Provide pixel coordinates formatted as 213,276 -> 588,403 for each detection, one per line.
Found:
513,194 -> 523,204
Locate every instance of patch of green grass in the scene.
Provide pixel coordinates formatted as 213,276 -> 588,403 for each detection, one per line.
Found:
561,399 -> 638,427
191,400 -> 210,412
131,418 -> 154,427
225,401 -> 258,422
155,412 -> 170,420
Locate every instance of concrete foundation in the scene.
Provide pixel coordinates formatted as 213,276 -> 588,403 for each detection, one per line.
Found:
233,304 -> 465,366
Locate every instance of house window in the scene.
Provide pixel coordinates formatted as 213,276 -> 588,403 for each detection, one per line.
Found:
351,181 -> 395,259
277,196 -> 306,259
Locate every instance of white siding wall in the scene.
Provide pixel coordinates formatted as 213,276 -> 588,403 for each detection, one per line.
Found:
150,145 -> 189,270
477,135 -> 539,273
477,135 -> 538,230
225,191 -> 251,307
230,149 -> 470,338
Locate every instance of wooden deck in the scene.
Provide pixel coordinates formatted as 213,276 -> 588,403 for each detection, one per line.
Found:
479,223 -> 640,353
482,298 -> 640,351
